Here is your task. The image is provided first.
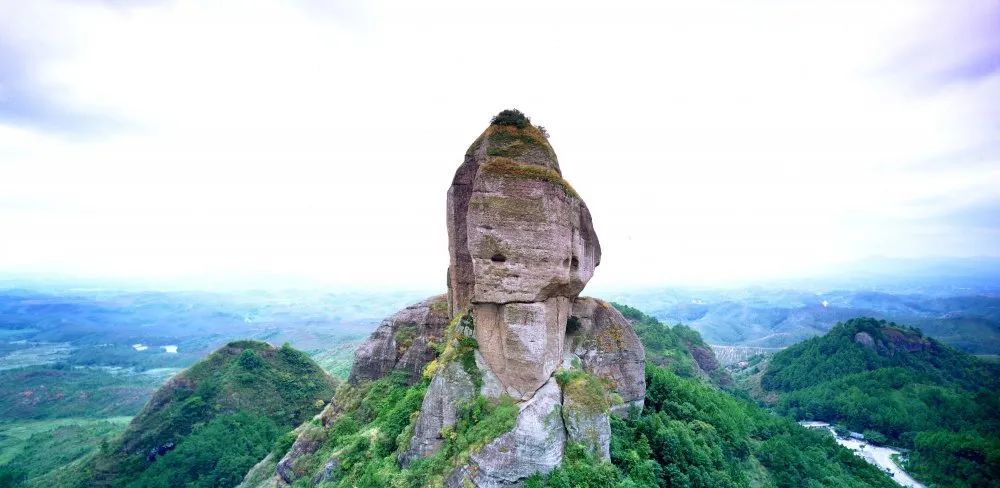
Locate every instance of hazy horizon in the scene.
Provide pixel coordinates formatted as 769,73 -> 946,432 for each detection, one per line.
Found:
2,0 -> 998,291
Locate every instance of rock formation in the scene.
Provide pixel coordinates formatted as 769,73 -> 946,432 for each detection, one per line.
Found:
348,294 -> 449,384
446,112 -> 602,400
433,110 -> 644,486
248,110 -> 647,488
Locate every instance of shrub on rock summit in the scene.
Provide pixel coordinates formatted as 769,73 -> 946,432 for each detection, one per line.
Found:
491,109 -> 531,128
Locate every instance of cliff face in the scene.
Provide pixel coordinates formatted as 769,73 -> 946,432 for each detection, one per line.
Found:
446,115 -> 602,400
348,294 -> 450,385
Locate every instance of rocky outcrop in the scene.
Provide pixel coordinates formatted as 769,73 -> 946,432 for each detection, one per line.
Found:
566,298 -> 646,412
854,331 -> 876,350
447,113 -> 602,401
348,294 -> 449,384
447,377 -> 565,487
474,298 -> 570,400
400,360 -> 476,466
418,112 -> 642,486
690,345 -> 721,375
262,111 -> 646,488
562,391 -> 611,460
275,422 -> 327,484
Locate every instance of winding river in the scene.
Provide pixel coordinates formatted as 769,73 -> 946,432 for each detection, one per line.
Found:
798,421 -> 926,488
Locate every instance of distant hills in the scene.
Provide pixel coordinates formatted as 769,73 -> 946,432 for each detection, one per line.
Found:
606,285 -> 1000,354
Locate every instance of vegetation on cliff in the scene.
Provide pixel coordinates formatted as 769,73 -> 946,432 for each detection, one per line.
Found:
526,365 -> 896,487
760,317 -> 1000,487
260,313 -> 519,487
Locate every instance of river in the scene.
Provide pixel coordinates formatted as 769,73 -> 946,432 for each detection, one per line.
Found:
798,421 -> 926,488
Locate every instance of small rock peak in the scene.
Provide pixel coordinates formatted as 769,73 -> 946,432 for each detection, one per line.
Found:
464,109 -> 561,174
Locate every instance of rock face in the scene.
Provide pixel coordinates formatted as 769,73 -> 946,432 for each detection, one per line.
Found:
447,116 -> 602,400
566,298 -> 646,412
400,360 -> 476,466
447,377 -> 566,488
473,298 -> 570,400
562,391 -> 611,460
854,331 -> 876,350
348,294 -> 449,384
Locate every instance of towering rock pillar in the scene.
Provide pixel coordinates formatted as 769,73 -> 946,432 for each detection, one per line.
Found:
446,110 -> 601,399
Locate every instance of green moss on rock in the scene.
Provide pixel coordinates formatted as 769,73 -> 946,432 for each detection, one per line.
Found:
556,370 -> 611,415
481,158 -> 579,199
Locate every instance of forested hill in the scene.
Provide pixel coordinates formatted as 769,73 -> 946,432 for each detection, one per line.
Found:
18,341 -> 337,488
759,317 -> 1000,487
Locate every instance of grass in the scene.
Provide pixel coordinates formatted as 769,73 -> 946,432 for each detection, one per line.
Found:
555,369 -> 610,415
485,125 -> 556,161
481,158 -> 579,199
0,417 -> 131,487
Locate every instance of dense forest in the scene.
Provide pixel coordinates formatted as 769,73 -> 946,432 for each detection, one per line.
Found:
760,317 -> 1000,487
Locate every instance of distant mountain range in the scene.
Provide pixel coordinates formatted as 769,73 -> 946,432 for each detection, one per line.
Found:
603,257 -> 1000,354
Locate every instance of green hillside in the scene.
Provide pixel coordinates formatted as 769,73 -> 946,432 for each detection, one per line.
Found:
6,340 -> 337,488
760,317 -> 1000,487
614,303 -> 731,386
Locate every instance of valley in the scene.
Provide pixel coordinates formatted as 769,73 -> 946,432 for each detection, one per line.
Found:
1,284 -> 996,487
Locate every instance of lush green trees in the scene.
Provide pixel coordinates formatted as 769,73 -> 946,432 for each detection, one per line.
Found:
528,364 -> 896,487
613,303 -> 729,384
127,412 -> 281,488
82,341 -> 337,488
761,317 -> 1000,487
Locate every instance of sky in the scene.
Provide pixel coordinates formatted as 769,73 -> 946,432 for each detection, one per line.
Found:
0,0 -> 998,291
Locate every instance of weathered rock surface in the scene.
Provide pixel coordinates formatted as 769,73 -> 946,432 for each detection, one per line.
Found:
275,422 -> 326,484
447,119 -> 602,399
400,360 -> 476,466
689,344 -> 721,375
474,298 -> 569,400
448,377 -> 565,487
448,125 -> 601,313
854,331 -> 876,350
348,294 -> 449,384
567,297 -> 646,412
562,391 -> 611,460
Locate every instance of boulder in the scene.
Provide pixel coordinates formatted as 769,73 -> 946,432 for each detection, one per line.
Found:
854,331 -> 876,350
567,298 -> 646,412
348,294 -> 449,384
562,390 -> 611,460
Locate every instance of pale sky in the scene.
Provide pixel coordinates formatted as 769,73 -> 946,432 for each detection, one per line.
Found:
1,0 -> 998,291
